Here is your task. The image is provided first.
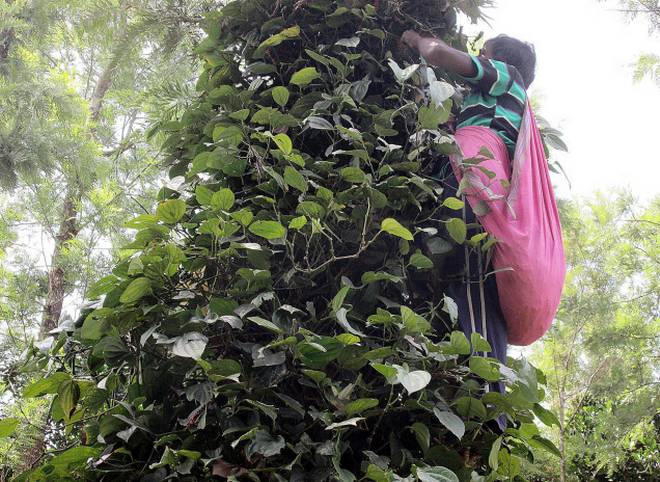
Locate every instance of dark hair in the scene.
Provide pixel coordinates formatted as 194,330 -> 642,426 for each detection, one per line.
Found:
488,35 -> 536,88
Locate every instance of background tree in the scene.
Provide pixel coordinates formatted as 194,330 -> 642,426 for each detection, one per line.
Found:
0,0 -> 223,473
607,0 -> 660,87
524,193 -> 660,481
612,0 -> 660,30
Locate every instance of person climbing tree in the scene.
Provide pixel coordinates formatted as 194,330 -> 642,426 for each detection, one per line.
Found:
401,31 -> 565,371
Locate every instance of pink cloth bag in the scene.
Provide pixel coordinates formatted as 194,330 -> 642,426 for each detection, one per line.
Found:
450,101 -> 566,346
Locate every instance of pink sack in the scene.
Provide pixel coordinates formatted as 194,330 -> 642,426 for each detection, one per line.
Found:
449,101 -> 566,346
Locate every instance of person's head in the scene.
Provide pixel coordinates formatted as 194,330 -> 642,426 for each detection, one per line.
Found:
481,35 -> 536,88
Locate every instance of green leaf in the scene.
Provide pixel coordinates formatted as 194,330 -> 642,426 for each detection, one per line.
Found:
213,125 -> 243,145
302,369 -> 327,383
489,436 -> 503,470
429,80 -> 455,107
172,332 -> 208,360
365,464 -> 393,482
209,297 -> 239,316
335,36 -> 360,48
442,197 -> 464,210
229,109 -> 250,121
49,446 -> 101,469
519,422 -> 540,440
306,116 -> 334,130
345,398 -> 379,416
325,417 -> 364,430
395,365 -> 431,394
469,232 -> 489,245
249,220 -> 286,239
400,306 -> 431,334
81,312 -> 109,341
211,188 -> 235,211
331,286 -> 351,313
297,201 -> 326,218
195,185 -> 214,206
177,449 -> 201,460
497,450 -> 521,479
446,218 -> 467,244
470,332 -> 492,353
87,275 -> 118,298
58,379 -> 80,418
409,251 -> 433,270
533,403 -> 560,427
290,67 -> 320,86
340,166 -> 366,183
433,408 -> 465,440
254,25 -> 300,58
415,465 -> 459,482
119,277 -> 152,304
289,215 -> 307,230
455,396 -> 487,420
449,331 -> 471,355
364,347 -> 395,361
156,199 -> 186,224
246,431 -> 285,459
124,214 -> 158,229
439,297 -> 457,326
231,208 -> 254,226
469,357 -> 501,382
273,133 -> 293,155
418,105 -> 450,129
361,271 -> 401,284
199,358 -> 242,378
305,48 -> 330,65
410,422 -> 430,452
23,372 -> 71,398
529,435 -> 561,457
388,59 -> 419,83
272,86 -> 290,107
381,218 -> 414,241
336,333 -> 361,345
0,418 -> 19,438
230,427 -> 258,450
248,316 -> 284,334
371,363 -> 398,382
284,166 -> 307,192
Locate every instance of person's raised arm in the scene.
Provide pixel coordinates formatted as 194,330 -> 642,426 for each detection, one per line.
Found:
401,30 -> 476,78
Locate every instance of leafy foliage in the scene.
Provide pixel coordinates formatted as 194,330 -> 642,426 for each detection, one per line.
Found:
570,400 -> 659,481
524,193 -> 660,481
16,1 -> 558,480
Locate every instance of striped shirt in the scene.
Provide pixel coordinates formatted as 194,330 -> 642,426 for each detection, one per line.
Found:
457,55 -> 527,157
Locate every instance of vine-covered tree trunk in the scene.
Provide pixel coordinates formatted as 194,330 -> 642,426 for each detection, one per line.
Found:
21,2 -> 562,480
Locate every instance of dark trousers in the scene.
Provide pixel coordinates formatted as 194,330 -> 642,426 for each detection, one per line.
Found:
431,158 -> 508,430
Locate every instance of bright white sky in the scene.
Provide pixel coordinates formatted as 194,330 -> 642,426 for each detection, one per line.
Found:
460,0 -> 660,200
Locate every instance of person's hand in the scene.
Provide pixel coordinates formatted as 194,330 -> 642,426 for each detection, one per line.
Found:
401,30 -> 421,50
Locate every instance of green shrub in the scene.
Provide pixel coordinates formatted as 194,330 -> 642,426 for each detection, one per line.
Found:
18,1 -> 559,480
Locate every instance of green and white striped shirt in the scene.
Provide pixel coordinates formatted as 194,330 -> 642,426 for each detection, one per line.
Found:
458,55 -> 527,157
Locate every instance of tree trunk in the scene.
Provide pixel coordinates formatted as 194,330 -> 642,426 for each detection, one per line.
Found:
40,183 -> 82,335
89,52 -> 121,123
39,52 -> 120,335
